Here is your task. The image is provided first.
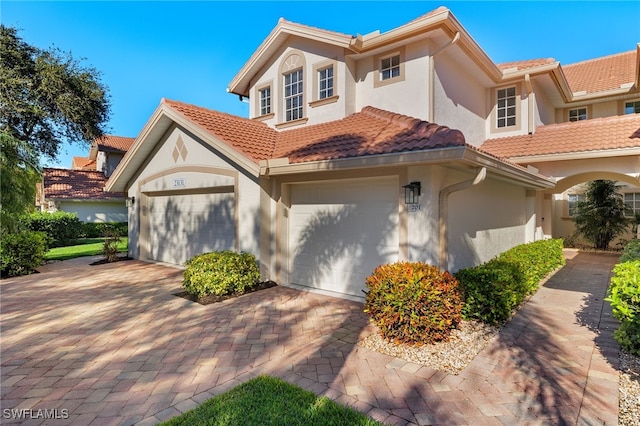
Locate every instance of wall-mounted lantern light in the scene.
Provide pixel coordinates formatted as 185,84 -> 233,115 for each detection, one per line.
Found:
402,181 -> 421,205
126,196 -> 135,208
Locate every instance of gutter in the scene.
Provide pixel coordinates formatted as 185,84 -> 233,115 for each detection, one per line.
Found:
438,167 -> 486,270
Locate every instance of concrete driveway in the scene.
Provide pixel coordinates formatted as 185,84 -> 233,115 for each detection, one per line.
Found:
1,251 -> 620,425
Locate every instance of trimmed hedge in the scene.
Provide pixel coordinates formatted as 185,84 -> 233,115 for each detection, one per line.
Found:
23,211 -> 82,247
363,262 -> 463,345
1,231 -> 49,278
183,251 -> 260,298
620,240 -> 640,263
606,260 -> 640,355
455,238 -> 565,325
81,222 -> 128,238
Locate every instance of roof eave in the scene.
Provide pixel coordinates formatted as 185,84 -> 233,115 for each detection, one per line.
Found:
228,20 -> 354,97
106,101 -> 261,193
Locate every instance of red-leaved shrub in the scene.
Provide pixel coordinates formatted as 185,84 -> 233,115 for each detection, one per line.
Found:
363,262 -> 463,345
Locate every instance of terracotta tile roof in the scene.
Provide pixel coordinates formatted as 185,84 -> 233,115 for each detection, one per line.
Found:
275,106 -> 465,163
563,50 -> 637,94
71,156 -> 97,170
164,100 -> 465,164
401,6 -> 449,26
481,114 -> 640,159
95,135 -> 135,153
497,58 -> 556,71
43,168 -> 125,200
163,99 -> 277,162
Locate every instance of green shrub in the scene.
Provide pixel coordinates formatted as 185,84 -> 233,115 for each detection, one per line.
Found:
1,231 -> 49,278
606,260 -> 640,355
363,262 -> 463,345
23,211 -> 82,247
81,222 -> 128,238
102,224 -> 123,262
456,238 -> 565,325
455,260 -> 527,325
183,251 -> 260,298
496,238 -> 565,294
620,240 -> 640,263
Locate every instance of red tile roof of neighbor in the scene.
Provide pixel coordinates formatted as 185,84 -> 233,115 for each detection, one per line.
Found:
96,135 -> 135,153
43,168 -> 124,200
71,156 -> 97,170
481,113 -> 640,159
563,50 -> 637,94
163,99 -> 465,164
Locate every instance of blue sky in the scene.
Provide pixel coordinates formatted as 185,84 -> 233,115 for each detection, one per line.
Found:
3,1 -> 639,168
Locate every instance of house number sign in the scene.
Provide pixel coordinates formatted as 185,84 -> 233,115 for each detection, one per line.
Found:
173,178 -> 186,188
408,204 -> 423,212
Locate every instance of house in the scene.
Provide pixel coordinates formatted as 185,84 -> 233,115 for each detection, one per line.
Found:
106,7 -> 640,301
37,135 -> 134,223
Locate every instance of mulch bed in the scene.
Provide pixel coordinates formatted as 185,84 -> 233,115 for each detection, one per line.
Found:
174,281 -> 278,305
90,255 -> 134,265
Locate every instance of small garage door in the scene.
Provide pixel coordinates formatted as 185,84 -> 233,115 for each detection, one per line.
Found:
148,191 -> 235,265
289,177 -> 399,299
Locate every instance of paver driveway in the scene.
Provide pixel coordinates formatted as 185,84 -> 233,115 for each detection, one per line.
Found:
1,251 -> 620,425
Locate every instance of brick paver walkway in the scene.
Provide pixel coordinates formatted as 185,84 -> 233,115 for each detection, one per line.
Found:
1,250 -> 620,425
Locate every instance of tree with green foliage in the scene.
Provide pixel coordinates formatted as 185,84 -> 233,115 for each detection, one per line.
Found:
572,180 -> 629,250
0,25 -> 110,224
1,25 -> 110,275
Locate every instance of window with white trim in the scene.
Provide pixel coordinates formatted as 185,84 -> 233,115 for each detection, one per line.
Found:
624,193 -> 640,216
284,69 -> 303,121
568,193 -> 585,216
624,101 -> 640,114
380,54 -> 400,81
259,87 -> 271,116
318,66 -> 334,99
496,87 -> 516,128
569,107 -> 587,121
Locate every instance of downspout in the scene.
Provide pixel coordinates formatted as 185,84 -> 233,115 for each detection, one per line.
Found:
524,74 -> 534,135
429,32 -> 460,122
438,167 -> 487,271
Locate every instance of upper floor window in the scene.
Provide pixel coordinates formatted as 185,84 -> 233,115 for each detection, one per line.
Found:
259,87 -> 271,116
569,107 -> 587,121
374,48 -> 405,88
496,87 -> 516,128
380,54 -> 400,81
284,69 -> 303,122
318,66 -> 334,99
625,101 -> 640,114
625,193 -> 640,216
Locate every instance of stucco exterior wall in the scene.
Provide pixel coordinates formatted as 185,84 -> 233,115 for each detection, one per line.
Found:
533,79 -> 556,125
105,153 -> 124,177
433,52 -> 486,146
355,41 -> 430,120
57,200 -> 127,223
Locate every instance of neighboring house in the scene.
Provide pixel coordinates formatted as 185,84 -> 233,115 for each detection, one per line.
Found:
106,7 -> 640,301
37,135 -> 134,223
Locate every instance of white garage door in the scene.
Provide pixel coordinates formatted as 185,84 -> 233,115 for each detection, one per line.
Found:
148,192 -> 235,265
289,177 -> 399,299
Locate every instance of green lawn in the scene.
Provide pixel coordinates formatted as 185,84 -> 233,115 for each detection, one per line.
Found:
160,375 -> 384,426
44,237 -> 128,261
